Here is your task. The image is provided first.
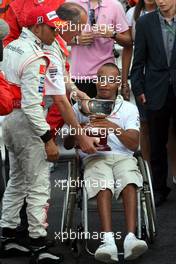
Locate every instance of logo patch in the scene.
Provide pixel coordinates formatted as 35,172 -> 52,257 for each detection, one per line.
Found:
40,76 -> 45,84
46,11 -> 58,21
37,16 -> 44,24
39,65 -> 46,75
38,86 -> 44,93
49,67 -> 58,81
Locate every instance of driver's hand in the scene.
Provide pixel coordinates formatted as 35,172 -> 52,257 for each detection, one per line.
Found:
76,133 -> 99,154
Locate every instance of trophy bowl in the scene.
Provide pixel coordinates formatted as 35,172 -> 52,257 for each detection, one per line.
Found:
77,99 -> 116,151
77,98 -> 115,117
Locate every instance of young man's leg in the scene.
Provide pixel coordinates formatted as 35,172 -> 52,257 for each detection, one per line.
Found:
113,156 -> 148,260
95,189 -> 118,263
122,184 -> 148,260
83,156 -> 118,263
122,184 -> 137,233
97,189 -> 112,232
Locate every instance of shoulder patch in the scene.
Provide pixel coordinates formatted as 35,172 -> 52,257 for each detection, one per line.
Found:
39,65 -> 47,75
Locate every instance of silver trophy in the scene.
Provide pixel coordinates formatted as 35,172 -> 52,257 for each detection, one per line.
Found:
74,95 -> 123,151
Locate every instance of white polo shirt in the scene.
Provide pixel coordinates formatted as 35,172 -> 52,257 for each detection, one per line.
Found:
63,99 -> 140,158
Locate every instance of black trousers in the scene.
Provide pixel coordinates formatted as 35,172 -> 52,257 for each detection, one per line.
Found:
74,79 -> 97,98
147,86 -> 176,194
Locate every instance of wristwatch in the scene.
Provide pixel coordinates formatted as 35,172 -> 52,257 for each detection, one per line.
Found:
111,31 -> 117,40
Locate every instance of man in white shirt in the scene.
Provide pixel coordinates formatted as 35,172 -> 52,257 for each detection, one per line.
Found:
64,63 -> 148,263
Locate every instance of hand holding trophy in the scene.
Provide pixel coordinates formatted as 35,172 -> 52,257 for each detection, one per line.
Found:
72,96 -> 123,151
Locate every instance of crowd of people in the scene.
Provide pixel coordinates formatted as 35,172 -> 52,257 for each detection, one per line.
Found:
0,0 -> 175,263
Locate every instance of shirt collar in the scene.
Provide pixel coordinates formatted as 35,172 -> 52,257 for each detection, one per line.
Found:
80,0 -> 107,7
158,8 -> 176,23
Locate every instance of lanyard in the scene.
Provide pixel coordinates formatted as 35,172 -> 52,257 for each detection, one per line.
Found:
88,0 -> 101,25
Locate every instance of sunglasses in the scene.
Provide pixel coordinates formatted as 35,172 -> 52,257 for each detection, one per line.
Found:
89,9 -> 96,26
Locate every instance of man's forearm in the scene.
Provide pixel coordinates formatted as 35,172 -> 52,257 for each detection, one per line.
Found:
111,123 -> 139,151
65,70 -> 77,93
122,46 -> 133,84
52,94 -> 81,132
115,30 -> 132,47
130,65 -> 145,97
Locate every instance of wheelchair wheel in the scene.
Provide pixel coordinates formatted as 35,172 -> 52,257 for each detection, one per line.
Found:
61,161 -> 77,239
137,155 -> 157,244
71,238 -> 82,258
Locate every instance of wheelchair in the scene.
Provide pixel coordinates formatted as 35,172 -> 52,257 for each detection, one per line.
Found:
60,145 -> 157,258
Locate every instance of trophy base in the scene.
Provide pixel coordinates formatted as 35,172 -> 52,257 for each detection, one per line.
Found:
96,144 -> 111,151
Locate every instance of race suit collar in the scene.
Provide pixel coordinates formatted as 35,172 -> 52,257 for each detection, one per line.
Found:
20,27 -> 43,48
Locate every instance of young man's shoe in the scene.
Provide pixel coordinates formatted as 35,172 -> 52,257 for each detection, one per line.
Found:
0,228 -> 31,258
29,237 -> 63,264
173,176 -> 176,184
124,232 -> 148,260
94,232 -> 118,263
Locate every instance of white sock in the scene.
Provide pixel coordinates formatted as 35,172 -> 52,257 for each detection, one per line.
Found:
102,232 -> 115,244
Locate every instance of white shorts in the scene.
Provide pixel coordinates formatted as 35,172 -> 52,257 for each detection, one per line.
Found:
83,154 -> 143,199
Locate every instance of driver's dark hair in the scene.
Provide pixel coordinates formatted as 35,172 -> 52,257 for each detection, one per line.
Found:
56,2 -> 87,24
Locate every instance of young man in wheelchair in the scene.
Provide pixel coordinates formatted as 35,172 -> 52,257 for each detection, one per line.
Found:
63,63 -> 148,263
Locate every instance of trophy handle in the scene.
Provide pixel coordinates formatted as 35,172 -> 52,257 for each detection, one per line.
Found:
70,90 -> 78,106
110,95 -> 124,116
